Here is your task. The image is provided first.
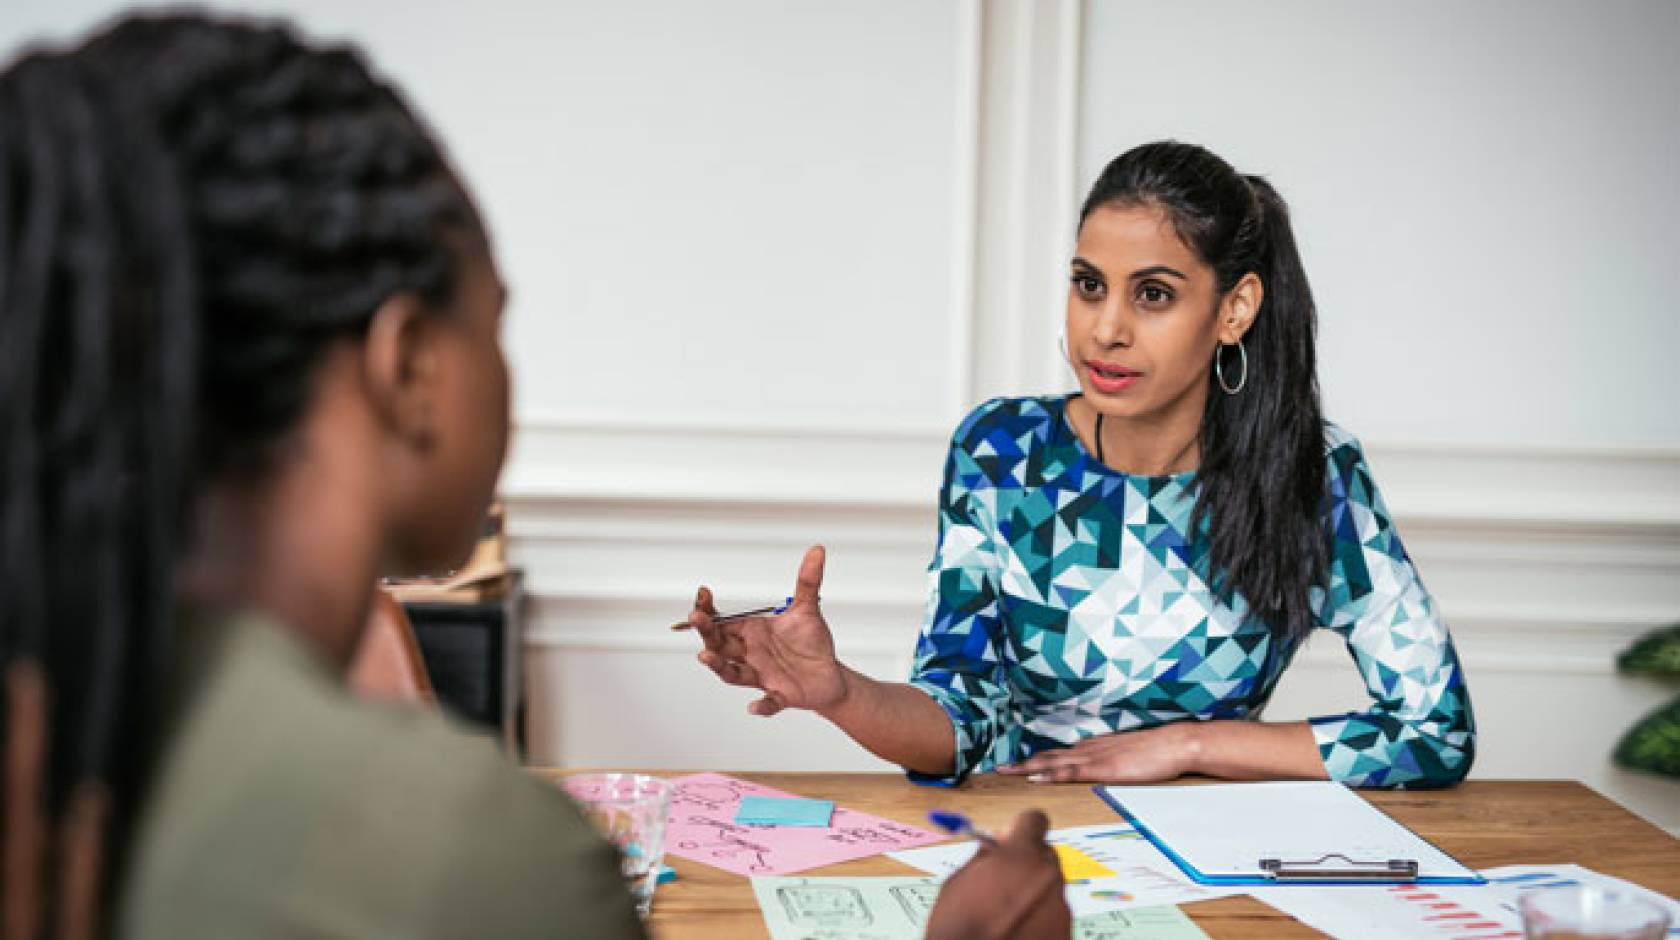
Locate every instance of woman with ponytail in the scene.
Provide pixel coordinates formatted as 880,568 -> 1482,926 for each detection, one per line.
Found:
690,141 -> 1476,790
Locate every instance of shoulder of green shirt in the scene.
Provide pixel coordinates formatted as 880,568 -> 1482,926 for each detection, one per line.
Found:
119,609 -> 644,939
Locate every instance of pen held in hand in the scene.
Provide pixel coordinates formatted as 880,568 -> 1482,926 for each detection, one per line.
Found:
927,810 -> 998,846
669,596 -> 795,631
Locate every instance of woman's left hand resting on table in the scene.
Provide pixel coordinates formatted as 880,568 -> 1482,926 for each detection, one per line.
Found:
996,724 -> 1198,783
997,719 -> 1330,784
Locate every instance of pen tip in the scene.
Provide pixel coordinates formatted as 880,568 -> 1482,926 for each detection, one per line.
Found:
927,811 -> 964,832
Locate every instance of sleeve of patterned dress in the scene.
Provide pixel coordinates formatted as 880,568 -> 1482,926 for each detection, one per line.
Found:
1308,430 -> 1477,788
905,405 -> 1013,786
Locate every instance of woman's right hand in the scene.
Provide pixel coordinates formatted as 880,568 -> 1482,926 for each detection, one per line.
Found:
689,545 -> 851,717
926,810 -> 1072,940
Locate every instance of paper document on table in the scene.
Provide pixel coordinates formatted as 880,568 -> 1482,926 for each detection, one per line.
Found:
1098,781 -> 1481,884
662,773 -> 942,876
751,876 -> 1210,940
753,877 -> 935,940
888,823 -> 1244,915
1249,883 -> 1522,940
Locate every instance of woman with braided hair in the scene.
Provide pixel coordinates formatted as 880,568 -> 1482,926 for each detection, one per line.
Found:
0,11 -> 1070,939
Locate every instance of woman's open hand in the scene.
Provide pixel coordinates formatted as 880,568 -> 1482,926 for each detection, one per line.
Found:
689,546 -> 850,716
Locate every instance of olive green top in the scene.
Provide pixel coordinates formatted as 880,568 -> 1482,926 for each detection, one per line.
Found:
117,610 -> 644,939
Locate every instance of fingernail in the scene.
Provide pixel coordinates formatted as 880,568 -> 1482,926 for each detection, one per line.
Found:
1027,773 -> 1048,784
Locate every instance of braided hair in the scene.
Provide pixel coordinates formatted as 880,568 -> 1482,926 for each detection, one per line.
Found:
1080,142 -> 1328,646
0,13 -> 473,935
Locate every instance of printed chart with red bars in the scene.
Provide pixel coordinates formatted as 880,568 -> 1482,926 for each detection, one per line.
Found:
1382,885 -> 1523,940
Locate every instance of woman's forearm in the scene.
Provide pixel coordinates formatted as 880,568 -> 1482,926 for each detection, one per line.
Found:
1182,719 -> 1328,781
816,666 -> 957,776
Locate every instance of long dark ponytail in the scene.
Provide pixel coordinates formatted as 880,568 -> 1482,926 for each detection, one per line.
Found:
1080,141 -> 1327,645
0,13 -> 470,935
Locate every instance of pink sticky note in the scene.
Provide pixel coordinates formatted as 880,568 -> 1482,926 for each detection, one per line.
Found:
661,772 -> 944,876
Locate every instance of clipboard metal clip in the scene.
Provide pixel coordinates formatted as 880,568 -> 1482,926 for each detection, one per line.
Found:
1259,854 -> 1420,882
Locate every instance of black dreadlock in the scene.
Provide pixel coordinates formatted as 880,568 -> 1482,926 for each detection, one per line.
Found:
0,12 -> 472,935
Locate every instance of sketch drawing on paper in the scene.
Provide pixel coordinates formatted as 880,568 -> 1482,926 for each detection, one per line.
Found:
777,883 -> 873,927
889,883 -> 938,925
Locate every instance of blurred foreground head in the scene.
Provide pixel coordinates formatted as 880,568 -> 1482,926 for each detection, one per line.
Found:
0,11 -> 507,935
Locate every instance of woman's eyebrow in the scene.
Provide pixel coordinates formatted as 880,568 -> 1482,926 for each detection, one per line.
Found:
1129,264 -> 1188,282
1070,256 -> 1105,277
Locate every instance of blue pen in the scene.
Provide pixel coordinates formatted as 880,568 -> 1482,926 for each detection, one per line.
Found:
671,596 -> 797,631
928,811 -> 998,846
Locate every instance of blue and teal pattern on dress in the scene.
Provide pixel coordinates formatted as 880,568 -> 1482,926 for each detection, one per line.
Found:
907,395 -> 1475,788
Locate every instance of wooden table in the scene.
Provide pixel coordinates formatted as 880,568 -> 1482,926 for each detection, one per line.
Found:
545,773 -> 1680,939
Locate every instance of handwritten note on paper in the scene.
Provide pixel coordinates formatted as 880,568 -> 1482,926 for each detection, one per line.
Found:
662,773 -> 943,876
752,876 -> 1211,940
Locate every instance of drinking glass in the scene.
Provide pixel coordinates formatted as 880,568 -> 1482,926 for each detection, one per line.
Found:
1519,885 -> 1671,940
562,773 -> 671,918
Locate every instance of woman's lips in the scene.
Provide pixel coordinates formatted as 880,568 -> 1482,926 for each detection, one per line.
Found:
1086,361 -> 1140,394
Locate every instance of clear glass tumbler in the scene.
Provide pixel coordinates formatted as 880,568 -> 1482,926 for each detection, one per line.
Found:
562,773 -> 672,918
1519,885 -> 1672,940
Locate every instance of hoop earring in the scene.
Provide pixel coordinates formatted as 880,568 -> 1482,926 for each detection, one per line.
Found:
1215,340 -> 1248,395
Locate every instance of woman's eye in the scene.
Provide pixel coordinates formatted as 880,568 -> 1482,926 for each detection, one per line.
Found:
1136,283 -> 1173,306
1072,275 -> 1104,298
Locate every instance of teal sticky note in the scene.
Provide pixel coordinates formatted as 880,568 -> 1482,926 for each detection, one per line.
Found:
735,795 -> 835,828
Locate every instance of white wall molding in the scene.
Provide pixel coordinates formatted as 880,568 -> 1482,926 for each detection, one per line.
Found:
501,418 -> 949,507
944,0 -> 983,419
508,434 -> 1680,679
505,416 -> 1680,528
968,0 -> 1085,403
1360,442 -> 1680,530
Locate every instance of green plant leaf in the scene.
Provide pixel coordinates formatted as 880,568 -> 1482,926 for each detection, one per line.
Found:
1613,694 -> 1680,779
1617,623 -> 1680,678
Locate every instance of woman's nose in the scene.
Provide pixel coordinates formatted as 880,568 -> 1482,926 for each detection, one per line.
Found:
1091,301 -> 1132,349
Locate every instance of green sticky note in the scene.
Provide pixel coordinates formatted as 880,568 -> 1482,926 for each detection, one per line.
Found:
736,795 -> 835,827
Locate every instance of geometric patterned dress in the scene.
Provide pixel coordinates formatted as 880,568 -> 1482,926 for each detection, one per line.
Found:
907,395 -> 1475,788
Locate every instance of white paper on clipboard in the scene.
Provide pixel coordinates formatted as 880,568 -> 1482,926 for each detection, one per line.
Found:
1099,781 -> 1480,882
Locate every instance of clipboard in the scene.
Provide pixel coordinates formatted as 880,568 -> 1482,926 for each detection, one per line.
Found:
1095,781 -> 1486,887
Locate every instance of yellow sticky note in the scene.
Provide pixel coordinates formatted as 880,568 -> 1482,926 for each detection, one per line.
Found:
1052,844 -> 1116,882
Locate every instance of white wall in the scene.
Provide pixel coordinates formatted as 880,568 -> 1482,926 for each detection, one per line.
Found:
1079,0 -> 1680,449
5,1 -> 1677,834
5,0 -> 970,431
